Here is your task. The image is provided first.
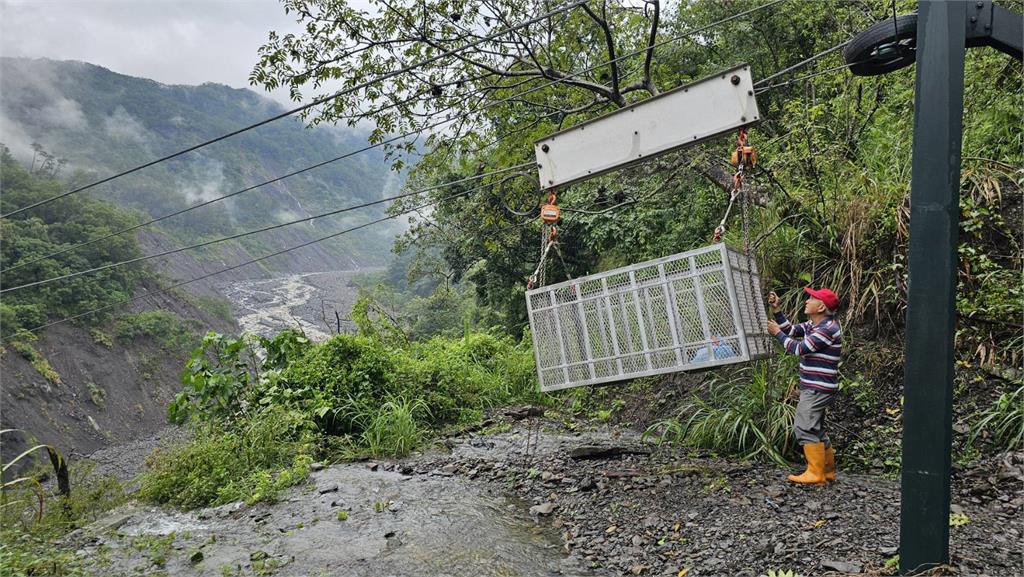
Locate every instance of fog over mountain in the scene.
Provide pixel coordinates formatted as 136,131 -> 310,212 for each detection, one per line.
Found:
0,57 -> 404,272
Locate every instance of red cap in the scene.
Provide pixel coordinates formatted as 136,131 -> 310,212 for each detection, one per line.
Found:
804,287 -> 839,311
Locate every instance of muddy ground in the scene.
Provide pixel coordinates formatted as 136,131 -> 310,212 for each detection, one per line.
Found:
72,410 -> 1022,577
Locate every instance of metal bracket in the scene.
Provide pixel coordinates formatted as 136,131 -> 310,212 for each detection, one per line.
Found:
965,1 -> 1023,60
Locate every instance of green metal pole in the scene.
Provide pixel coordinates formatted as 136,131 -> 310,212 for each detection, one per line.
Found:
899,1 -> 966,574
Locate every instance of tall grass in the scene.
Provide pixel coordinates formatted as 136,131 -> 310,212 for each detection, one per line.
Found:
645,356 -> 798,467
360,397 -> 429,457
969,383 -> 1024,452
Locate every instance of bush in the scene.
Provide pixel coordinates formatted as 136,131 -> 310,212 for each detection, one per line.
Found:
138,406 -> 315,509
0,453 -> 125,577
169,332 -> 254,425
269,334 -> 404,434
114,310 -> 197,352
164,327 -> 541,465
8,334 -> 61,385
645,355 -> 798,467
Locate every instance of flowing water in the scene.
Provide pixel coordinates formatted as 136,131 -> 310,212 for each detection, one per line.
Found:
81,463 -> 593,576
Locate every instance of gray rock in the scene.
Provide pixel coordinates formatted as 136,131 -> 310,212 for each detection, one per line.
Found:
317,484 -> 339,494
821,560 -> 863,573
530,502 -> 557,516
569,445 -> 651,460
309,462 -> 325,472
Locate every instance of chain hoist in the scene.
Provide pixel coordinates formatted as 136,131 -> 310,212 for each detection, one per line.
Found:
713,128 -> 757,243
527,192 -> 561,290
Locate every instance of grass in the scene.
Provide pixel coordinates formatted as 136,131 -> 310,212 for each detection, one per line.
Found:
137,406 -> 315,509
644,355 -> 798,467
358,397 -> 428,457
0,456 -> 126,577
969,383 -> 1024,452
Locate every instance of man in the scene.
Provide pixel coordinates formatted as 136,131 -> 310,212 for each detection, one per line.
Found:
766,287 -> 842,485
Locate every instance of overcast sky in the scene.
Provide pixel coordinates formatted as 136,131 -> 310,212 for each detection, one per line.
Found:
0,0 -> 350,106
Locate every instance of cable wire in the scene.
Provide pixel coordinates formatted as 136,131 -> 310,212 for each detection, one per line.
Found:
8,186 -> 485,339
1,164 -> 530,294
5,0 -> 790,274
0,1 -> 584,220
753,39 -> 852,87
754,60 -> 859,94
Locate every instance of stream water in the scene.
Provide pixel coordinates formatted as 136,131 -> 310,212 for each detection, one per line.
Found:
80,463 -> 593,576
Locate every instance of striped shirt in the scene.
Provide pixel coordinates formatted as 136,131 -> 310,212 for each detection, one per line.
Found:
773,312 -> 842,393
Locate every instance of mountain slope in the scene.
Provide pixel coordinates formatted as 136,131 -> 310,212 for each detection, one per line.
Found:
0,57 -> 402,274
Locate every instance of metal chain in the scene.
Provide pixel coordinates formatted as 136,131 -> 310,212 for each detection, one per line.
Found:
735,130 -> 770,353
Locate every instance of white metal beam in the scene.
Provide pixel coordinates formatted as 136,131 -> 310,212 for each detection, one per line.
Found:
534,64 -> 760,189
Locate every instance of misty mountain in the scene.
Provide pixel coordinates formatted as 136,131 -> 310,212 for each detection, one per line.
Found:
0,57 -> 403,273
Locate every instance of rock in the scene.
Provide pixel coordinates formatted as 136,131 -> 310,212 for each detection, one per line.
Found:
530,502 -> 556,516
399,465 -> 414,475
541,471 -> 555,481
367,462 -> 379,471
806,500 -> 822,512
579,477 -> 597,491
94,512 -> 132,533
505,406 -> 545,420
821,560 -> 862,573
318,484 -> 339,494
569,445 -> 651,460
440,464 -> 459,475
309,462 -> 325,472
879,546 -> 899,555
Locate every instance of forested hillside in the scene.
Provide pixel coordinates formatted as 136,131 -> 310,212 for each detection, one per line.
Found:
0,57 -> 401,271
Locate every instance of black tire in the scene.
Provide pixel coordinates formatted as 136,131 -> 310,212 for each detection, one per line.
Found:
845,13 -> 918,76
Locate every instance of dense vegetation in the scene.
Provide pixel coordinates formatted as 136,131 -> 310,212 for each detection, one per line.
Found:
0,148 -> 147,335
138,325 -> 540,509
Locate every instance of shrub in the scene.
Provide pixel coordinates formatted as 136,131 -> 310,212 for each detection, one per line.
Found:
115,310 -> 197,352
138,406 -> 315,509
169,332 -> 254,425
269,334 -> 403,434
0,443 -> 124,577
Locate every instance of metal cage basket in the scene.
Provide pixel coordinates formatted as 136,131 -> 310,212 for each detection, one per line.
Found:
526,243 -> 771,392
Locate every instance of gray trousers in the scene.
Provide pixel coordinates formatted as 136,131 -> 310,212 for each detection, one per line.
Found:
794,388 -> 835,446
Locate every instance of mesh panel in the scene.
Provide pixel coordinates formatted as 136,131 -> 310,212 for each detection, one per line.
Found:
527,244 -> 770,391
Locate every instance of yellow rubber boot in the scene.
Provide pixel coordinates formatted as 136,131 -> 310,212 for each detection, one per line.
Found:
788,442 -> 827,485
824,446 -> 837,482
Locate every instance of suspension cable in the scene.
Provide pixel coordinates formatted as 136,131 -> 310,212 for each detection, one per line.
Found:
1,164 -> 530,294
5,184 -> 494,339
753,39 -> 852,88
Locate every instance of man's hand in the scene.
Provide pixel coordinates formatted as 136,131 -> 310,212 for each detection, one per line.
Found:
767,291 -> 781,313
767,320 -> 781,336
